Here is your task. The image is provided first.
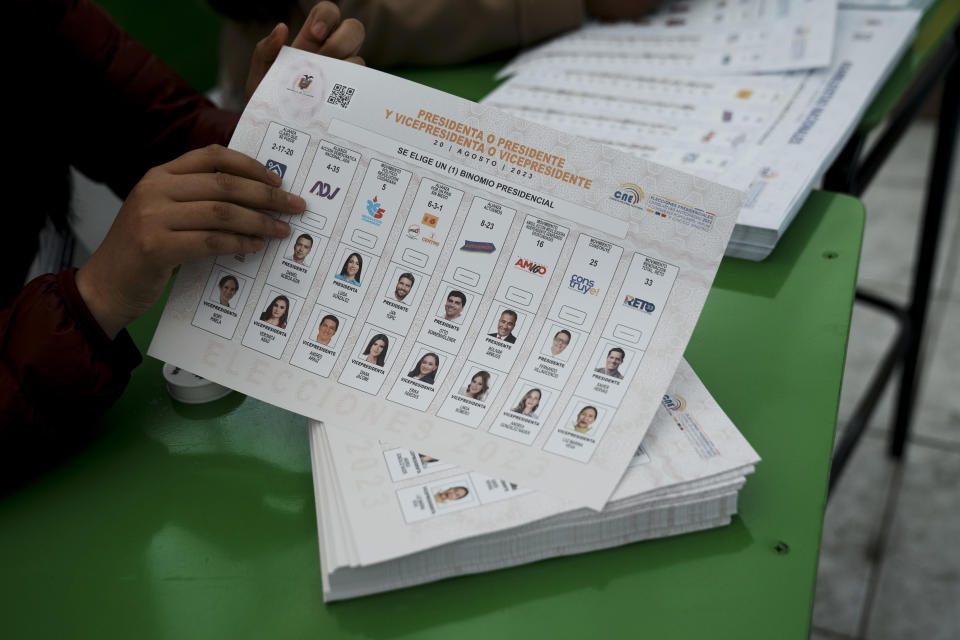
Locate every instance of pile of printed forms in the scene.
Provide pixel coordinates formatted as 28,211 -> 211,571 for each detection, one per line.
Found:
307,0 -> 923,599
485,0 -> 923,259
310,360 -> 759,600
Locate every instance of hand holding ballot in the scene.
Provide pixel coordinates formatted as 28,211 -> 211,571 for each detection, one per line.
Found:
1,1 -> 368,437
75,3 -> 368,341
75,146 -> 306,339
245,2 -> 365,100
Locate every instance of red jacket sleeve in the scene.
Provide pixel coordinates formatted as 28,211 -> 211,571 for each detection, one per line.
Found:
50,0 -> 241,198
0,270 -> 142,439
2,3 -> 244,444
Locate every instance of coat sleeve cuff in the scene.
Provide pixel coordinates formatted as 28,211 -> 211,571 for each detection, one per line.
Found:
58,269 -> 143,372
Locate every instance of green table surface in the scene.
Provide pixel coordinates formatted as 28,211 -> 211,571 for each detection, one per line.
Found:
0,189 -> 863,639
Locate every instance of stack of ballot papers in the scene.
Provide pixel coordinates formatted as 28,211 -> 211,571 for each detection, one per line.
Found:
490,2 -> 922,259
310,360 -> 759,601
149,39 -> 761,600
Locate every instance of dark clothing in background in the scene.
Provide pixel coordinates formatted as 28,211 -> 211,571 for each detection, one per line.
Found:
2,1 -> 239,457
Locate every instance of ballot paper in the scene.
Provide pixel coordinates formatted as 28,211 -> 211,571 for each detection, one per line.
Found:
148,47 -> 742,510
487,8 -> 920,259
483,68 -> 801,190
499,0 -> 839,77
840,0 -> 917,7
311,359 -> 760,600
733,8 -> 920,255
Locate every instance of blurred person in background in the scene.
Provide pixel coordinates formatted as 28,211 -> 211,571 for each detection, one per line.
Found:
211,0 -> 661,109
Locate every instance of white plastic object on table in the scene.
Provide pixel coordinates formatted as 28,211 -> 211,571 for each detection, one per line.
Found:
162,363 -> 233,404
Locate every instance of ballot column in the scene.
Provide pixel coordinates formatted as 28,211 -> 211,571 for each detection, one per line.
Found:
193,122 -> 312,342
465,215 -> 570,440
288,140 -> 363,376
329,158 -> 413,394
387,195 -> 514,412
543,252 -> 679,462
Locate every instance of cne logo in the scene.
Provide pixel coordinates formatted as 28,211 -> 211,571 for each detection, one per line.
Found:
308,180 -> 340,200
662,394 -> 686,412
611,183 -> 644,209
760,166 -> 778,179
623,294 -> 656,312
514,258 -> 548,276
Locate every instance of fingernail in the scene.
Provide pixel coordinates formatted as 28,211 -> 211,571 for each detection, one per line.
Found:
311,19 -> 328,40
267,170 -> 282,186
288,194 -> 306,211
275,221 -> 291,236
271,22 -> 283,38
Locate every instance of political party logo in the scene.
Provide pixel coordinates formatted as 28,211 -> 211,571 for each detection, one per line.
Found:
421,213 -> 439,228
265,159 -> 287,178
623,294 -> 655,313
421,231 -> 440,247
460,240 -> 496,254
568,274 -> 600,295
514,258 -> 548,276
366,197 -> 385,218
760,166 -> 778,179
736,89 -> 753,99
610,183 -> 644,209
406,224 -> 420,239
362,196 -> 386,226
662,394 -> 686,412
298,74 -> 314,90
308,180 -> 340,200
